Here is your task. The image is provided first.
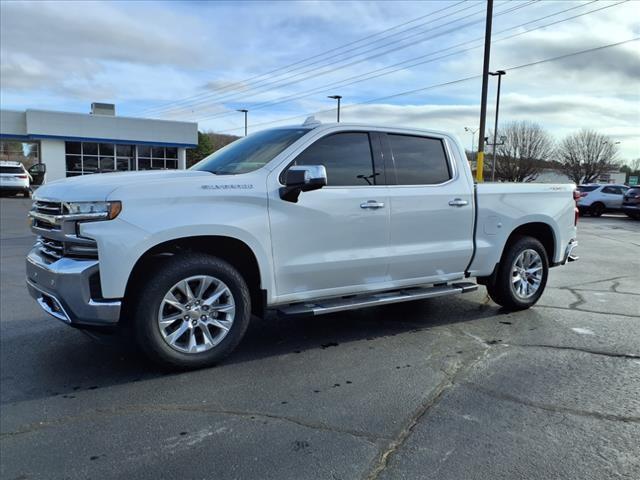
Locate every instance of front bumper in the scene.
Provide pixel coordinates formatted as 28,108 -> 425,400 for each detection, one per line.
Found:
622,204 -> 640,214
26,248 -> 121,327
0,185 -> 30,192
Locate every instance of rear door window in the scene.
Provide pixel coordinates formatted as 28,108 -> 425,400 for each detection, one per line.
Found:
387,134 -> 451,185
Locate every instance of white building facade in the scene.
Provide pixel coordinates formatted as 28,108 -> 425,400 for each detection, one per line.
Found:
0,104 -> 197,183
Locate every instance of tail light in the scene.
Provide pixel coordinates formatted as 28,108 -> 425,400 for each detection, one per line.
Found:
573,190 -> 582,201
573,189 -> 580,226
16,174 -> 28,179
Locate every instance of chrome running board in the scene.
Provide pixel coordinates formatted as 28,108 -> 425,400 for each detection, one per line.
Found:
277,282 -> 478,317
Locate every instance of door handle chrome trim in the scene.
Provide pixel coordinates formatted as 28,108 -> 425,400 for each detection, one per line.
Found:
360,200 -> 385,209
448,198 -> 468,207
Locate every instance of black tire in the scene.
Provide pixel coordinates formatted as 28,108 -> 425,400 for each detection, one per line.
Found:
486,236 -> 549,311
590,202 -> 605,217
133,253 -> 251,369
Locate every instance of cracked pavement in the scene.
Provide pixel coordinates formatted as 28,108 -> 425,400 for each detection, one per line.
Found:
1,198 -> 639,480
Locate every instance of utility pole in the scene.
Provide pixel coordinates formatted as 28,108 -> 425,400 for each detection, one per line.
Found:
237,109 -> 248,136
489,70 -> 506,182
476,0 -> 494,182
328,95 -> 342,122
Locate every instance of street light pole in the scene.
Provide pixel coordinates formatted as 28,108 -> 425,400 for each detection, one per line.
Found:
328,95 -> 342,122
464,127 -> 479,162
476,0 -> 494,183
489,70 -> 506,182
237,109 -> 248,136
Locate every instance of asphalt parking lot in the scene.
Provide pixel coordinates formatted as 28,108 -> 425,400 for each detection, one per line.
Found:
1,197 -> 639,480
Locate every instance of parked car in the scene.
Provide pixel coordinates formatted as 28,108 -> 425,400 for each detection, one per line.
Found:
622,186 -> 640,219
25,121 -> 578,369
0,161 -> 31,197
576,184 -> 629,216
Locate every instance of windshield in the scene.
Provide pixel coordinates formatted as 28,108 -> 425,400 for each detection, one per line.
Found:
191,128 -> 310,175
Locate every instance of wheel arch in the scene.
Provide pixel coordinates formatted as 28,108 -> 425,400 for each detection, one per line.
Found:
477,221 -> 556,286
505,222 -> 556,263
123,235 -> 267,320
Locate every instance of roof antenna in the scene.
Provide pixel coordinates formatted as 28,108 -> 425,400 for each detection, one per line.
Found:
302,116 -> 321,127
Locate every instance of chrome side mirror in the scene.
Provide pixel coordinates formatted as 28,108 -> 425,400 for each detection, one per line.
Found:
280,165 -> 327,202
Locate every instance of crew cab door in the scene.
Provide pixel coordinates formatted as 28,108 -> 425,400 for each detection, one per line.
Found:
381,133 -> 474,282
268,131 -> 389,301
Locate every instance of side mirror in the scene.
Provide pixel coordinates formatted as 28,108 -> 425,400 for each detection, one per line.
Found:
280,165 -> 327,202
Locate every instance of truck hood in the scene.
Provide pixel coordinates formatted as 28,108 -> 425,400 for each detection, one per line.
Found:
34,170 -> 213,202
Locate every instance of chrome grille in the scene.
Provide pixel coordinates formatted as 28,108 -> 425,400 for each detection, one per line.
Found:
31,201 -> 67,230
37,236 -> 98,261
33,201 -> 66,215
39,237 -> 64,260
31,200 -> 99,261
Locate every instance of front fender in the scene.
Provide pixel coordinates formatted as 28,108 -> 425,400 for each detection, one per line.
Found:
80,196 -> 274,302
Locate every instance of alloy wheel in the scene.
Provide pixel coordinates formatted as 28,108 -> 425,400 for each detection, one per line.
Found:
157,275 -> 235,354
510,249 -> 543,299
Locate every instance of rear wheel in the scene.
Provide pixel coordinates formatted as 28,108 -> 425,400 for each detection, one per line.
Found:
486,236 -> 549,310
133,253 -> 251,369
590,202 -> 605,217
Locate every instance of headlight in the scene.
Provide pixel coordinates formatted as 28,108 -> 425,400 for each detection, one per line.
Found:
64,201 -> 122,220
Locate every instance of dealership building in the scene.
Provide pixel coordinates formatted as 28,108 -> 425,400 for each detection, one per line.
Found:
0,104 -> 198,183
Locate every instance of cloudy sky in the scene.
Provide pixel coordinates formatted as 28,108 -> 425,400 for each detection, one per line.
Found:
1,0 -> 638,160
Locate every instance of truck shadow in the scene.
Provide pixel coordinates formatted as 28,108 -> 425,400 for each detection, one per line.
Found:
1,293 -> 513,405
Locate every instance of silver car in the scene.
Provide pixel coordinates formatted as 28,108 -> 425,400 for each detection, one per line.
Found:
577,184 -> 629,216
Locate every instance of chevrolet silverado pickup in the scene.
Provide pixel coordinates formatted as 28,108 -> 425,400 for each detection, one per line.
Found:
26,121 -> 578,368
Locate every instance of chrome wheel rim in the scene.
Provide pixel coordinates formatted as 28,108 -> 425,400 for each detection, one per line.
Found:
157,275 -> 235,354
511,249 -> 543,299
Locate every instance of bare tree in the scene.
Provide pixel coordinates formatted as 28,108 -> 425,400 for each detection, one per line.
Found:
487,121 -> 554,182
555,130 -> 619,184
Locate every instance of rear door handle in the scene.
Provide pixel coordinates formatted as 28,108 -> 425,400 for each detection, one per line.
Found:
360,200 -> 385,209
448,198 -> 468,207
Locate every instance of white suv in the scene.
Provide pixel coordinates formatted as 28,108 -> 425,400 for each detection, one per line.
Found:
577,184 -> 629,216
0,161 -> 31,197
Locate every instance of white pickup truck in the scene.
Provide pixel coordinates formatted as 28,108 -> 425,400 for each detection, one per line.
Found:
26,121 -> 578,368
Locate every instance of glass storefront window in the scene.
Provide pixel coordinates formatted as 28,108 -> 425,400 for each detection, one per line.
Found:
0,140 -> 40,169
64,142 -> 180,176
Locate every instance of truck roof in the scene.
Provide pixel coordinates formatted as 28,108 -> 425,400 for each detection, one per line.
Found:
273,118 -> 454,138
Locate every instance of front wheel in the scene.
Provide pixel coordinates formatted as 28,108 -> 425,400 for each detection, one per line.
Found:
133,253 -> 251,369
486,236 -> 549,310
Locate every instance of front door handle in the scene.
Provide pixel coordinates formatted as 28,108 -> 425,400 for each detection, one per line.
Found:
448,198 -> 468,207
360,200 -> 385,209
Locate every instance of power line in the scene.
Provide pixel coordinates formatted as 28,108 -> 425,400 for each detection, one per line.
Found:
214,37 -> 639,134
154,0 -> 617,121
140,4 -> 491,117
134,1 -> 470,115
194,0 -> 618,122
134,1 -> 481,116
146,0 -> 537,118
